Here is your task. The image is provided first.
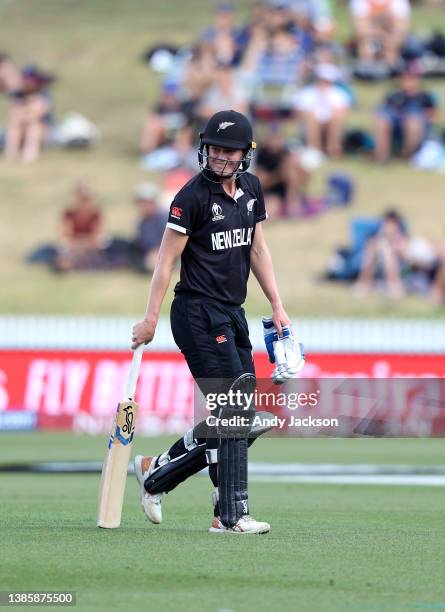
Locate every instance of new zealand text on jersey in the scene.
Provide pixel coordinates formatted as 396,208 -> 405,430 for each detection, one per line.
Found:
211,227 -> 253,251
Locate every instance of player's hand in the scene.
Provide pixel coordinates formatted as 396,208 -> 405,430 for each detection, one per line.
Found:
271,305 -> 292,338
132,316 -> 157,349
263,312 -> 305,384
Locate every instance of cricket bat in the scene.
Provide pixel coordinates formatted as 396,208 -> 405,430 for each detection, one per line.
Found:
97,344 -> 144,528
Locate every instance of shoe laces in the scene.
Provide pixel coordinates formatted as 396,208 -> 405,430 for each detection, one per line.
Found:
239,514 -> 253,522
145,492 -> 162,505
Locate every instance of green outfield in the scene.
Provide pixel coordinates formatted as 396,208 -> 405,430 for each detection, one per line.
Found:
1,1 -> 445,317
2,431 -> 445,465
1,433 -> 445,611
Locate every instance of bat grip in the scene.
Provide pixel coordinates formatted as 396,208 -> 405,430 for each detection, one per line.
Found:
126,344 -> 144,400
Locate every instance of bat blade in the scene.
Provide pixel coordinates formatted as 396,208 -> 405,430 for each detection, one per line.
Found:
97,400 -> 137,529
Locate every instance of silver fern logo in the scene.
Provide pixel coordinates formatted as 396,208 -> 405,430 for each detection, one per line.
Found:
217,121 -> 235,132
246,198 -> 256,214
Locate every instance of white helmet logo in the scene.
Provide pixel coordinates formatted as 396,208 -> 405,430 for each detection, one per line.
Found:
217,121 -> 235,132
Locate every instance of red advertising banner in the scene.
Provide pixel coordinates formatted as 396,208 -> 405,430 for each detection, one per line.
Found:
0,350 -> 444,434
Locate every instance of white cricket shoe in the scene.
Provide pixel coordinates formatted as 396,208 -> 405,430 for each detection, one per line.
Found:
134,455 -> 163,525
209,515 -> 270,535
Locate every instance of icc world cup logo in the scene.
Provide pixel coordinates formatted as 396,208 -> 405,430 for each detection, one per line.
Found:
212,203 -> 224,221
212,203 -> 222,217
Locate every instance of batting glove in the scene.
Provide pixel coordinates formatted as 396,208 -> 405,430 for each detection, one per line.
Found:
262,317 -> 306,384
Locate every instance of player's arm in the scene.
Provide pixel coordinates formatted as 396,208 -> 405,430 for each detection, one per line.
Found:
250,222 -> 291,336
132,228 -> 188,348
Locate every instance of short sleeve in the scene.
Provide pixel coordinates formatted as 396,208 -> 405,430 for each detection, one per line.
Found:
166,189 -> 198,236
253,176 -> 267,223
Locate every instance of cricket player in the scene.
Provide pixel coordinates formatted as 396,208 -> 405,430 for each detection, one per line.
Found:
131,110 -> 303,534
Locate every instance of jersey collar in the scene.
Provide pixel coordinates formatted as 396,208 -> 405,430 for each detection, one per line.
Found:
203,173 -> 246,201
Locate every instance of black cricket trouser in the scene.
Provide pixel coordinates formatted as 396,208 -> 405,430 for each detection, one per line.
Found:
170,292 -> 255,465
170,293 -> 255,385
171,294 -> 254,525
144,293 -> 255,520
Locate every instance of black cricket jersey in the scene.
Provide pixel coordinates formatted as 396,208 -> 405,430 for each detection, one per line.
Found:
166,171 -> 267,306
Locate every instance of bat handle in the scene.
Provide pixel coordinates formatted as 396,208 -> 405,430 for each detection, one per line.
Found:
126,344 -> 144,400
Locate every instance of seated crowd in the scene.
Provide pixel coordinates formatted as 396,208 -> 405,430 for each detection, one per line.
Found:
28,180 -> 167,274
325,207 -> 445,305
140,0 -> 444,217
4,1 -> 445,309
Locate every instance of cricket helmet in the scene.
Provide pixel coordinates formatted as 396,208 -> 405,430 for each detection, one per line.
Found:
198,110 -> 256,181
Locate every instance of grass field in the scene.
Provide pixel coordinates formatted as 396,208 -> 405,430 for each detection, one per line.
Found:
2,432 -> 445,465
1,1 -> 445,317
1,433 -> 445,611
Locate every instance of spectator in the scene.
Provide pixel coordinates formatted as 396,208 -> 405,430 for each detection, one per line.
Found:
295,63 -> 352,158
403,236 -> 442,296
313,41 -> 345,66
374,63 -> 438,162
354,209 -> 409,299
4,64 -> 55,163
213,31 -> 240,67
238,22 -> 269,86
0,52 -> 22,94
200,2 -> 237,42
198,63 -> 249,120
56,181 -> 104,272
256,26 -> 308,85
350,0 -> 411,65
131,183 -> 167,273
255,124 -> 310,217
334,211 -> 443,299
236,1 -> 270,53
263,1 -> 296,35
289,0 -> 336,43
140,82 -> 194,156
248,26 -> 309,118
237,1 -> 307,56
199,2 -> 242,66
181,43 -> 218,102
